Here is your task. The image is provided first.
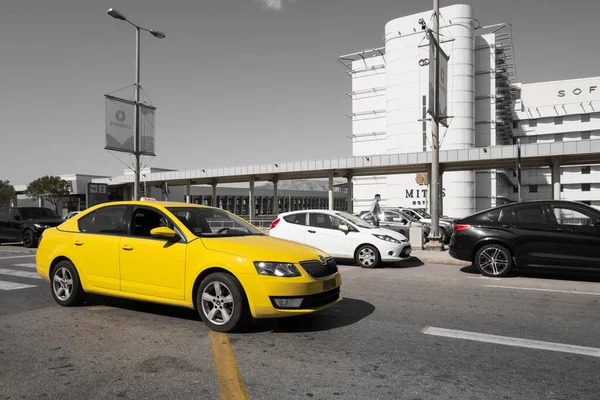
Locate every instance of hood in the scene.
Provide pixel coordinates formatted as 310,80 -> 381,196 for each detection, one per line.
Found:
368,227 -> 408,242
26,218 -> 64,226
200,235 -> 330,262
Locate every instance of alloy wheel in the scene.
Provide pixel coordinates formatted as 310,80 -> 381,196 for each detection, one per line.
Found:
201,281 -> 235,326
22,230 -> 34,248
53,267 -> 74,301
477,247 -> 509,276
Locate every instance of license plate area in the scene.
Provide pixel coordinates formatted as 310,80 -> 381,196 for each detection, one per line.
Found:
323,278 -> 337,291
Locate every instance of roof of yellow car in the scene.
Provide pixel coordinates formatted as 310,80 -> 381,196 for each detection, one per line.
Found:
99,200 -> 211,209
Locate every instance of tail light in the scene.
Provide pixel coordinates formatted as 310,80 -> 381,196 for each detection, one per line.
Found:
270,218 -> 281,230
454,224 -> 472,233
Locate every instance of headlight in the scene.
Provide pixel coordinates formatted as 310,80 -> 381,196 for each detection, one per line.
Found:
373,234 -> 401,244
33,223 -> 50,230
254,262 -> 301,277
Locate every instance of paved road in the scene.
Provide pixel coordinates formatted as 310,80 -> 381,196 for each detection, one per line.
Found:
1,248 -> 599,399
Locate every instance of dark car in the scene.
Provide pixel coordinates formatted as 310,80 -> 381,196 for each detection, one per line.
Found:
449,200 -> 600,277
0,207 -> 64,248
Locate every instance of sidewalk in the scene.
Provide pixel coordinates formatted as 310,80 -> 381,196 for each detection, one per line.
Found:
409,249 -> 471,266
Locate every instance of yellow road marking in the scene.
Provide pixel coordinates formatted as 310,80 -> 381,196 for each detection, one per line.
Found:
209,330 -> 249,400
87,306 -> 116,311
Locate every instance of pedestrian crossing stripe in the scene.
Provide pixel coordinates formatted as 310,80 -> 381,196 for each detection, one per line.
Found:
0,268 -> 42,280
0,281 -> 37,290
12,263 -> 37,269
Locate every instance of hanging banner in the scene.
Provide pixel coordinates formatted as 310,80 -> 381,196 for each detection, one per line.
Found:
428,37 -> 450,127
104,94 -> 156,156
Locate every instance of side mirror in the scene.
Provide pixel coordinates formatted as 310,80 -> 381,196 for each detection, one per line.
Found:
150,226 -> 178,240
339,224 -> 349,233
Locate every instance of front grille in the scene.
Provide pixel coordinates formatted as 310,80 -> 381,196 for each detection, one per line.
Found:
299,258 -> 338,278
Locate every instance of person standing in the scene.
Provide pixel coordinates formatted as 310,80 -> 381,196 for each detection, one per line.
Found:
369,193 -> 381,227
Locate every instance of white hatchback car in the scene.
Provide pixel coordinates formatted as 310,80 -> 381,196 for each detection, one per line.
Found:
269,210 -> 412,268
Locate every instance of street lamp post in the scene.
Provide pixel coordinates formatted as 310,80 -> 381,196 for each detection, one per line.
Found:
107,8 -> 165,201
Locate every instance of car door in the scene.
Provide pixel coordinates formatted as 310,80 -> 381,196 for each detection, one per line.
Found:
119,206 -> 187,301
503,203 -> 557,268
71,205 -> 127,291
304,212 -> 352,258
546,203 -> 600,270
7,209 -> 24,242
383,211 -> 410,237
280,212 -> 308,243
0,208 -> 8,239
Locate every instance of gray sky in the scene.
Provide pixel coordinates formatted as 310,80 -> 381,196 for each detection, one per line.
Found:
1,0 -> 599,184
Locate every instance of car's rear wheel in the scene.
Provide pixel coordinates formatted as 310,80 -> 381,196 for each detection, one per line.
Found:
440,228 -> 449,244
196,272 -> 250,333
475,244 -> 513,277
22,229 -> 37,248
51,260 -> 86,306
356,244 -> 381,268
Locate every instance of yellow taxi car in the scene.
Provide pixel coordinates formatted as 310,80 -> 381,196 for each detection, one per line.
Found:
36,199 -> 342,332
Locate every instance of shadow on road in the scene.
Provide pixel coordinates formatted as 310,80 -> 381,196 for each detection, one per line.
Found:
85,295 -> 200,322
335,258 -> 423,269
460,265 -> 478,274
460,265 -> 600,283
245,297 -> 375,334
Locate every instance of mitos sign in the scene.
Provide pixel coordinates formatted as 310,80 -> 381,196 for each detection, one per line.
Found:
558,86 -> 597,97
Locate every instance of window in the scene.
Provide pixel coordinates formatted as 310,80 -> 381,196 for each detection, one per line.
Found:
168,207 -> 262,237
309,213 -> 338,230
131,208 -> 173,238
582,201 -> 591,206
582,183 -> 591,192
561,184 -> 565,192
582,166 -> 591,175
498,209 -> 515,224
486,210 -> 500,222
529,136 -> 537,144
512,120 -> 519,129
555,133 -> 563,142
529,119 -> 537,127
384,211 -> 404,223
78,206 -> 127,235
513,204 -> 546,224
554,116 -> 563,125
513,186 -> 519,194
581,114 -> 591,123
529,185 -> 538,193
19,208 -> 58,220
550,205 -> 596,226
283,213 -> 306,226
582,131 -> 591,140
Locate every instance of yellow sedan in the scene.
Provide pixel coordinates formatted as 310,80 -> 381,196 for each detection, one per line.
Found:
36,200 -> 342,332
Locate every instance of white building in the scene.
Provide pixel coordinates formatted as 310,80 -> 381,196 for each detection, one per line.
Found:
339,4 -> 600,217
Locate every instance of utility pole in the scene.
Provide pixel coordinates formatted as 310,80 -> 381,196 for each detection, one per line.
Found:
426,0 -> 444,250
516,138 -> 522,202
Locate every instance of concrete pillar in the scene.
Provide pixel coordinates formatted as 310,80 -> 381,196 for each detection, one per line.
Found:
211,180 -> 217,207
346,174 -> 354,214
272,178 -> 279,215
439,168 -> 444,216
551,159 -> 561,200
425,165 -> 432,214
185,183 -> 191,203
328,171 -> 334,211
249,176 -> 255,220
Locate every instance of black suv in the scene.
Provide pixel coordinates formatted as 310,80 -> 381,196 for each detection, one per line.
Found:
0,207 -> 64,248
449,200 -> 600,277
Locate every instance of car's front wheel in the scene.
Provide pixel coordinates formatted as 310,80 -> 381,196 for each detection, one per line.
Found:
51,260 -> 86,306
196,272 -> 250,333
22,229 -> 37,248
355,244 -> 381,268
474,244 -> 513,277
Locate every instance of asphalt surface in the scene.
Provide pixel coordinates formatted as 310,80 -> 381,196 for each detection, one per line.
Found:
1,246 -> 600,399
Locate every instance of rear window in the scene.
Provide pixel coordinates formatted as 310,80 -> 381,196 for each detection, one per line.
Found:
486,210 -> 500,222
284,213 -> 306,226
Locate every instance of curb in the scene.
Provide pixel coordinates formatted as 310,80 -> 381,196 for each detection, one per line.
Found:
409,252 -> 471,266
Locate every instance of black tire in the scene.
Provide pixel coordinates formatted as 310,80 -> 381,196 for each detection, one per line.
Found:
50,260 -> 86,306
440,228 -> 449,244
355,244 -> 381,268
474,244 -> 513,277
22,229 -> 37,249
196,272 -> 250,333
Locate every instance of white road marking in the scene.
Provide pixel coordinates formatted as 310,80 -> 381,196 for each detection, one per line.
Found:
0,268 -> 42,280
422,327 -> 600,358
482,285 -> 600,296
467,276 -> 502,281
0,255 -> 35,260
12,263 -> 37,269
0,281 -> 37,290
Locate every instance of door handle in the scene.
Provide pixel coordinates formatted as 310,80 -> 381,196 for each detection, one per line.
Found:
122,245 -> 134,251
501,225 -> 514,229
307,230 -> 316,234
74,240 -> 84,246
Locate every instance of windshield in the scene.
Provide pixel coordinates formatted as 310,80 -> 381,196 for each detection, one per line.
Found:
335,211 -> 375,229
413,209 -> 431,218
167,207 -> 264,238
19,208 -> 60,220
